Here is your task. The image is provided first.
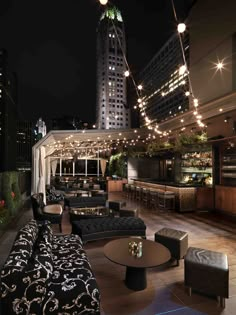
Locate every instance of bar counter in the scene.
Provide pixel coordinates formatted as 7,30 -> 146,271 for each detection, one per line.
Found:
215,185 -> 236,215
133,179 -> 213,212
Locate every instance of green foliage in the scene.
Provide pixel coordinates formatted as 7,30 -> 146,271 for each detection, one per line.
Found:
109,153 -> 127,178
146,132 -> 208,154
1,172 -> 22,216
0,207 -> 11,228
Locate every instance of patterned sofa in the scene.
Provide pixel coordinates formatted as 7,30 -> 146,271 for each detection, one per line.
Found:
0,219 -> 100,315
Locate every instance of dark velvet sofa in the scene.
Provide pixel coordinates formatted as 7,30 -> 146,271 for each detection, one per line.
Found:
72,217 -> 146,243
66,195 -> 107,209
0,219 -> 100,315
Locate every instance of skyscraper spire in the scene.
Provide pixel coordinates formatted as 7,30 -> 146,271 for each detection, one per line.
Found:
96,5 -> 130,129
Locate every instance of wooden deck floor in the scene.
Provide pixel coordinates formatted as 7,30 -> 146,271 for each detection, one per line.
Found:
1,192 -> 236,314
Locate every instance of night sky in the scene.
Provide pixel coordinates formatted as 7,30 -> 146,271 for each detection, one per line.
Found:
0,0 -> 193,123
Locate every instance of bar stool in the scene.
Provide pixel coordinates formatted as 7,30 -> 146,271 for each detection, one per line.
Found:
142,188 -> 150,207
149,190 -> 159,209
124,183 -> 129,198
130,185 -> 136,200
135,186 -> 142,202
158,191 -> 175,211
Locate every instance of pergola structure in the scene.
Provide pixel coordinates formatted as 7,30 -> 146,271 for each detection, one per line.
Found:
32,128 -> 152,199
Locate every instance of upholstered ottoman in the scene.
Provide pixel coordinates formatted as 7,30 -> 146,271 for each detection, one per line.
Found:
119,208 -> 138,217
71,217 -> 146,243
155,227 -> 188,266
184,247 -> 229,307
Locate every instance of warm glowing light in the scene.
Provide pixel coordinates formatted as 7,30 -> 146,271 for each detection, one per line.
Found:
179,65 -> 187,75
137,98 -> 141,103
193,98 -> 199,107
99,0 -> 108,5
124,70 -> 130,77
138,85 -> 143,90
185,91 -> 190,96
217,62 -> 223,70
219,108 -> 223,112
177,23 -> 186,33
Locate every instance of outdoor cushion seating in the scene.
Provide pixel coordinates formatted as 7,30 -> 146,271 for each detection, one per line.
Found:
71,217 -> 146,243
155,227 -> 188,266
31,193 -> 63,232
184,247 -> 229,308
0,219 -> 100,315
66,195 -> 107,209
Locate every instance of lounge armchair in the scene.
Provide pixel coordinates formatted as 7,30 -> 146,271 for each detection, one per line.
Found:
31,193 -> 63,232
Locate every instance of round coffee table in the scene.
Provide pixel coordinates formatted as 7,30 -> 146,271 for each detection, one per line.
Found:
104,237 -> 171,291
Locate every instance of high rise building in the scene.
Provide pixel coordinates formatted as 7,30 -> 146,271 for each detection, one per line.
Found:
138,32 -> 190,126
0,49 -> 17,172
96,6 -> 130,129
35,117 -> 47,140
16,120 -> 35,170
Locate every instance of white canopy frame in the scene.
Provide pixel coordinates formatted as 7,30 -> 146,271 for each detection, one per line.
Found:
31,128 -> 151,198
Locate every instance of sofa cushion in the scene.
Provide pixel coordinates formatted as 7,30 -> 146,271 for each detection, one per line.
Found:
3,219 -> 39,268
1,221 -> 54,314
42,234 -> 100,314
68,196 -> 106,208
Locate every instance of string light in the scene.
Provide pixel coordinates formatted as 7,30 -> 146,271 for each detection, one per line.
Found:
100,0 -> 207,141
99,0 -> 108,5
177,23 -> 186,33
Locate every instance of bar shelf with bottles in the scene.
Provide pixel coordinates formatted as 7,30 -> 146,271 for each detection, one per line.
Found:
221,146 -> 236,183
181,150 -> 213,186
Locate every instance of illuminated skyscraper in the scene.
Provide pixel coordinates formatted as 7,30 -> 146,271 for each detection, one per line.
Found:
96,6 -> 130,129
139,33 -> 190,126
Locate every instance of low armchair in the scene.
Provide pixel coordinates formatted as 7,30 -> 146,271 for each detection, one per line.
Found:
31,193 -> 63,232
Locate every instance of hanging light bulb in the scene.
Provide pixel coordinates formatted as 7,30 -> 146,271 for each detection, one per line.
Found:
177,23 -> 186,33
138,84 -> 143,90
179,65 -> 187,75
193,98 -> 199,107
124,70 -> 130,77
99,0 -> 108,5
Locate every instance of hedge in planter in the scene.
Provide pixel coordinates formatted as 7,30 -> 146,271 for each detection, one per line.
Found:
1,172 -> 22,216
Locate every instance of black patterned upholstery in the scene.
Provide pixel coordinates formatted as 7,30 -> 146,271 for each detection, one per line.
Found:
0,219 -> 100,315
72,217 -> 146,243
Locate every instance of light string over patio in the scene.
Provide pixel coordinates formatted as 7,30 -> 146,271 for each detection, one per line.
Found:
45,128 -> 155,159
98,0 -> 213,141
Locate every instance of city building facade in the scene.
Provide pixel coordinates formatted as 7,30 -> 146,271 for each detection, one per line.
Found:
16,120 -> 35,171
138,32 -> 190,126
96,6 -> 130,129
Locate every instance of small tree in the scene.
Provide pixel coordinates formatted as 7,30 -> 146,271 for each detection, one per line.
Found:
109,153 -> 127,178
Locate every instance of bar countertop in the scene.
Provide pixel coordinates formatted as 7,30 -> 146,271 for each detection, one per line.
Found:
132,178 -> 212,188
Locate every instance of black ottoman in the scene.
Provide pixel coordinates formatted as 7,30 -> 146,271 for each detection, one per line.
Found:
155,227 -> 188,266
184,247 -> 229,308
72,217 -> 146,243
